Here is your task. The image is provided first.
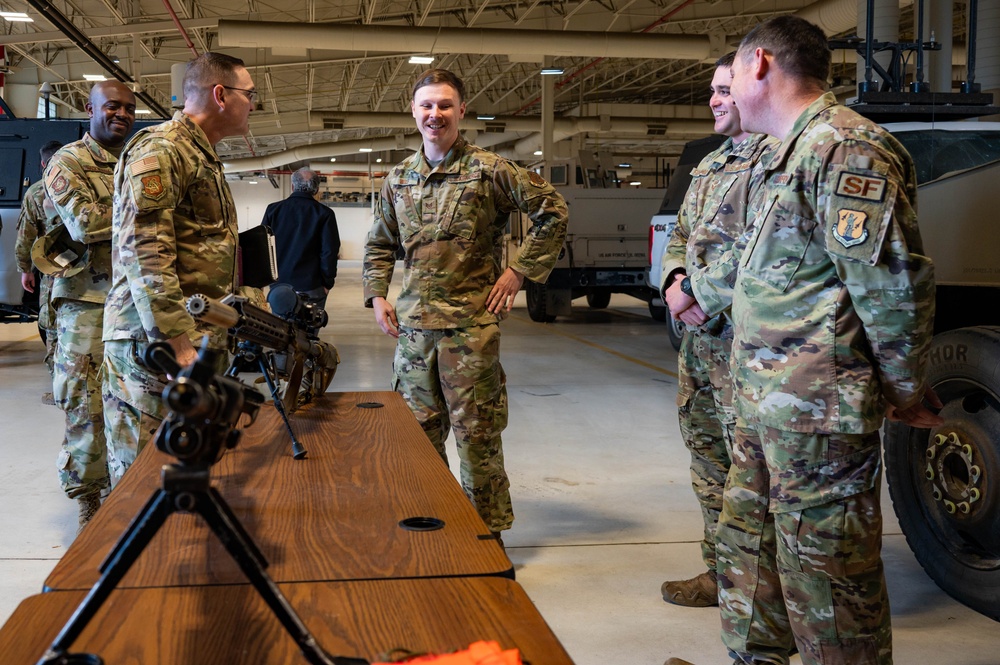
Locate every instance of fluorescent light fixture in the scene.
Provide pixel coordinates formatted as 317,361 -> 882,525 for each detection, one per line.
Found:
540,68 -> 564,75
617,163 -> 631,168
329,157 -> 337,162
135,109 -> 152,115
629,181 -> 642,186
359,148 -> 373,153
247,180 -> 258,184
533,150 -> 543,156
476,114 -> 496,121
0,11 -> 32,21
375,158 -> 382,163
83,74 -> 107,81
408,55 -> 435,65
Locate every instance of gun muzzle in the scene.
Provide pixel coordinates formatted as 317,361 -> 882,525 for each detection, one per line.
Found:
187,294 -> 241,328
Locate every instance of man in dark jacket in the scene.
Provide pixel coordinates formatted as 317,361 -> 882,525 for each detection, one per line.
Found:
262,167 -> 340,310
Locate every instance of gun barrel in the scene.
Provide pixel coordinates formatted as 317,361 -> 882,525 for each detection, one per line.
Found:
186,294 -> 241,328
187,294 -> 294,351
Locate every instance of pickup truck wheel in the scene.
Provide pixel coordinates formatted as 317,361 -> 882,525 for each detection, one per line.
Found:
884,326 -> 1000,620
648,301 -> 667,322
586,291 -> 611,309
665,308 -> 683,351
526,281 -> 556,323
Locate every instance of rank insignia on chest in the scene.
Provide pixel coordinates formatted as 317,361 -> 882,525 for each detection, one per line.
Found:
141,174 -> 165,199
835,208 -> 869,247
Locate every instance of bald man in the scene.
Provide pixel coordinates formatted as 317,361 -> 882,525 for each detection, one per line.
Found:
42,80 -> 136,529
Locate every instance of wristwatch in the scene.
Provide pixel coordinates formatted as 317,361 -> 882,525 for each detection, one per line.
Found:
680,277 -> 694,298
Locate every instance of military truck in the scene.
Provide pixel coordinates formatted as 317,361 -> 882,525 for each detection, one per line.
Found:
513,185 -> 666,323
881,121 -> 1000,621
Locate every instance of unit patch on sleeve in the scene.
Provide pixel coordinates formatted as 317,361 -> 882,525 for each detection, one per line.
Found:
528,171 -> 548,187
50,174 -> 69,196
834,209 -> 869,248
141,174 -> 165,200
835,171 -> 887,202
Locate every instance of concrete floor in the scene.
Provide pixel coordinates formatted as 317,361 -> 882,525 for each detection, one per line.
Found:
1,261 -> 998,665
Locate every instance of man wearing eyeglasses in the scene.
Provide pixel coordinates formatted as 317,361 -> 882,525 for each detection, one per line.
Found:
102,52 -> 256,486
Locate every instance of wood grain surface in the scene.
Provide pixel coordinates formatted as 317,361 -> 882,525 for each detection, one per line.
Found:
1,577 -> 574,664
46,392 -> 511,590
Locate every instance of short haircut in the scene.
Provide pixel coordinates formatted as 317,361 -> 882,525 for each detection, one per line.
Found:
715,51 -> 736,69
40,140 -> 64,163
738,16 -> 830,86
291,168 -> 320,194
412,68 -> 465,103
183,52 -> 247,103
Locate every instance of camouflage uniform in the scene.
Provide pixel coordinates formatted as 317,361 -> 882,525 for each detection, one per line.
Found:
15,180 -> 58,368
103,111 -> 237,485
363,137 -> 568,532
43,134 -> 118,499
693,93 -> 935,664
660,133 -> 776,575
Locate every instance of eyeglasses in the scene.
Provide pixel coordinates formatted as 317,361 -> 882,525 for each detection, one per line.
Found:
220,85 -> 259,105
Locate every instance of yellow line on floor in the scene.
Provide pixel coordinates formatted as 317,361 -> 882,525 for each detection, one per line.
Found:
509,313 -> 678,378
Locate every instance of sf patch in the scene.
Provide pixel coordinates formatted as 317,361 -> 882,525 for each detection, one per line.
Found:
835,171 -> 886,202
834,209 -> 869,248
141,174 -> 165,200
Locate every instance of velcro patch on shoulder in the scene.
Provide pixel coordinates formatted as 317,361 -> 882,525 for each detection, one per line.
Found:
834,171 -> 887,202
129,155 -> 161,177
50,174 -> 69,196
833,209 -> 869,248
140,174 -> 166,200
528,171 -> 548,188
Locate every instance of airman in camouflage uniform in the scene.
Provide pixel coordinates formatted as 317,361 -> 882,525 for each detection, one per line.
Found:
667,17 -> 940,665
103,52 -> 255,486
41,82 -> 136,529
364,69 -> 568,536
659,53 -> 779,609
15,140 -> 64,374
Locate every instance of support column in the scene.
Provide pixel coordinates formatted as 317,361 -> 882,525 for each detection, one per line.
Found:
541,56 -> 555,181
926,0 -> 953,92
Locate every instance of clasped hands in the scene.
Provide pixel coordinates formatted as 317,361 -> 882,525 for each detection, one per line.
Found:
664,273 -> 709,326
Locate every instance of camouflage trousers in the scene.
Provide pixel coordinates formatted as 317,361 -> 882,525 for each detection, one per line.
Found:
39,274 -> 57,374
717,421 -> 891,665
394,324 -> 513,532
676,325 -> 735,572
102,340 -> 170,487
52,299 -> 110,498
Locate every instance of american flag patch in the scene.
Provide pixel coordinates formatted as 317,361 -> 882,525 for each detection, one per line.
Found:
129,155 -> 160,176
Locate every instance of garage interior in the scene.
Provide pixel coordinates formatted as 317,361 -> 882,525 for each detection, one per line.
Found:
0,0 -> 999,662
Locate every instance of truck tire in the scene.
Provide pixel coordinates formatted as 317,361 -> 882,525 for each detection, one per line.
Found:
648,300 -> 667,322
665,308 -> 683,351
884,326 -> 1000,621
526,281 -> 556,323
586,291 -> 611,309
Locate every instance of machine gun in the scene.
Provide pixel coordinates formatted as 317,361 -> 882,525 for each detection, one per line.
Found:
186,286 -> 340,459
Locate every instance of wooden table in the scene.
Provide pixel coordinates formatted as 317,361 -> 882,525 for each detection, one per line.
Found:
46,392 -> 512,590
0,577 -> 574,664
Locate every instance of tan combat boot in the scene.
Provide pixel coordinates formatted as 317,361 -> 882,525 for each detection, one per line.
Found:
76,492 -> 102,532
660,569 -> 718,607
